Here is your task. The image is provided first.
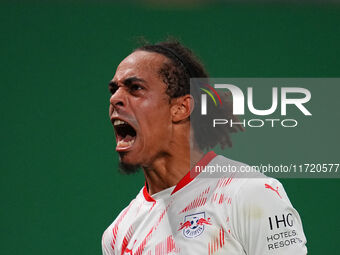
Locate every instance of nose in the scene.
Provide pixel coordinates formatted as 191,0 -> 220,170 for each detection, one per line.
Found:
110,87 -> 126,110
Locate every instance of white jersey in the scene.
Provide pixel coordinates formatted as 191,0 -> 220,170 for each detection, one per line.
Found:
102,152 -> 307,255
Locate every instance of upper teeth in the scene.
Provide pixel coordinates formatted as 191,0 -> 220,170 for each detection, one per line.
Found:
114,120 -> 127,126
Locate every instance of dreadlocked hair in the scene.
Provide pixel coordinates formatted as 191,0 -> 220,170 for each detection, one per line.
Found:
135,40 -> 244,151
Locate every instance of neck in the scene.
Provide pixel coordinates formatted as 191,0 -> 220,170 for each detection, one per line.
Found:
143,146 -> 203,195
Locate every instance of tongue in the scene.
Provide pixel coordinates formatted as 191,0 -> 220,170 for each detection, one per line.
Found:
122,135 -> 134,142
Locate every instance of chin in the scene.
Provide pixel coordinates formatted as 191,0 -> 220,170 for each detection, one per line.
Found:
118,152 -> 141,174
118,161 -> 141,174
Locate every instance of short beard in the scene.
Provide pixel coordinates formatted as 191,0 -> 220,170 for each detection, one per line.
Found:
118,161 -> 141,175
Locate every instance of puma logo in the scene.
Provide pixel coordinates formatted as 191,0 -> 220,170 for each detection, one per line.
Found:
265,184 -> 282,199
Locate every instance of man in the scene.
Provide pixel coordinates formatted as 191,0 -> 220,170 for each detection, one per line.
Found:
102,41 -> 307,254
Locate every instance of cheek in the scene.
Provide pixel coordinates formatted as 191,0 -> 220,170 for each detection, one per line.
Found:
138,105 -> 172,137
137,97 -> 171,121
133,94 -> 172,135
142,112 -> 171,132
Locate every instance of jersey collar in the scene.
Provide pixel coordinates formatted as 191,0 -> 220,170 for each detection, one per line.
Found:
142,151 -> 217,202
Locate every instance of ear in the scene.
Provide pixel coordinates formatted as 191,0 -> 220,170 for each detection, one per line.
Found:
170,95 -> 194,122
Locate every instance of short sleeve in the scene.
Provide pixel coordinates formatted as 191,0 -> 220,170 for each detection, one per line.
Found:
233,178 -> 307,255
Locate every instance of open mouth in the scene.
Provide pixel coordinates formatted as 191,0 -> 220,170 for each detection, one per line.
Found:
113,119 -> 137,150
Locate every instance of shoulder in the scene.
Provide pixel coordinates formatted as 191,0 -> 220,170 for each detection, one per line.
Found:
102,188 -> 144,252
209,155 -> 288,202
204,155 -> 296,221
108,187 -> 144,227
236,177 -> 292,209
210,154 -> 251,169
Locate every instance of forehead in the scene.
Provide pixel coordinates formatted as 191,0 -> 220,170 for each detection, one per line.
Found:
113,51 -> 168,82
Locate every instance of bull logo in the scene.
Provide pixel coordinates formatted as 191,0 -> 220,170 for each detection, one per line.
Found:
178,212 -> 211,238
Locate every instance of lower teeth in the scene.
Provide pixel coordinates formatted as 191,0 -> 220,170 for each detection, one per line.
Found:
117,139 -> 135,147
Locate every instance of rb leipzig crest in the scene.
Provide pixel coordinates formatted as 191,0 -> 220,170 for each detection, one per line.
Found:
178,212 -> 211,238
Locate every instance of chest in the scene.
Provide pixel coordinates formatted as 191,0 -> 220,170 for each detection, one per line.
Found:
115,194 -> 241,255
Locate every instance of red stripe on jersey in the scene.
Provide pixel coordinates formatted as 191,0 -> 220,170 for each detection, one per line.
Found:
216,175 -> 234,189
149,201 -> 156,212
111,203 -> 132,250
210,193 -> 232,205
121,226 -> 134,255
155,235 -> 179,255
207,227 -> 226,254
218,194 -> 224,204
134,228 -> 153,255
135,201 -> 173,255
179,187 -> 210,214
171,151 -> 217,195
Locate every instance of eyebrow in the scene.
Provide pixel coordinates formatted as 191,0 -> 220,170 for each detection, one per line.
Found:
108,76 -> 146,88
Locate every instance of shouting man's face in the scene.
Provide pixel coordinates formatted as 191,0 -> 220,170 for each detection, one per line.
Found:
109,51 -> 174,173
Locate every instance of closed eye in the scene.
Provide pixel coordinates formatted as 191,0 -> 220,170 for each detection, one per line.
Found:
108,77 -> 146,95
109,86 -> 117,95
108,81 -> 118,95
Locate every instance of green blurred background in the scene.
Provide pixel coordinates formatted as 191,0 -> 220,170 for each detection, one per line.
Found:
1,1 -> 339,254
